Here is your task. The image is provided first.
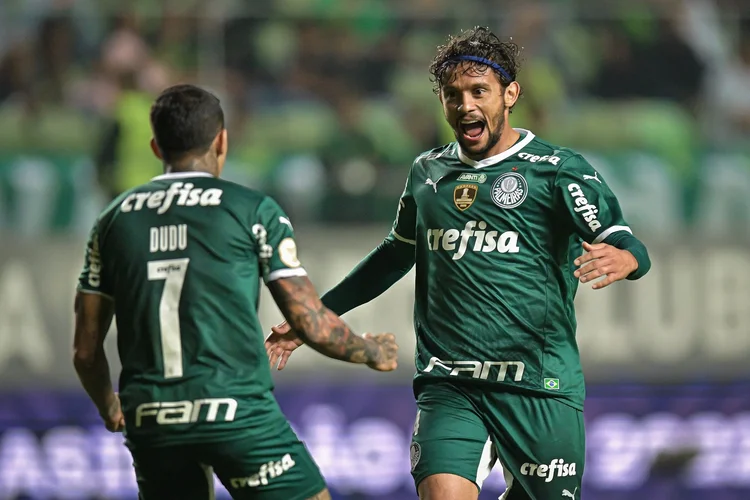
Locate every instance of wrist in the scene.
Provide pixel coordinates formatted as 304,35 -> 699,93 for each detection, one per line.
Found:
624,250 -> 639,274
98,391 -> 118,417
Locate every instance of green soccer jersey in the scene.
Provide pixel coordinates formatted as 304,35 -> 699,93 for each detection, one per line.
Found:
395,129 -> 634,409
77,171 -> 306,445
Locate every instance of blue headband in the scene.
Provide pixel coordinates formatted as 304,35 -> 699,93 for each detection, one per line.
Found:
448,55 -> 513,82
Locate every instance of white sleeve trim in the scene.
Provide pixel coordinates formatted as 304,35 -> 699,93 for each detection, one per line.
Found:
593,225 -> 632,244
76,287 -> 114,301
265,267 -> 308,283
391,230 -> 416,245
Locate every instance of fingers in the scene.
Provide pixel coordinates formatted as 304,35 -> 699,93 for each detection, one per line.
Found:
579,266 -> 613,283
592,273 -> 620,290
574,248 -> 609,266
575,258 -> 614,281
106,414 -> 125,433
271,322 -> 290,335
575,245 -> 636,288
582,241 -> 606,252
372,359 -> 399,372
367,332 -> 395,343
277,351 -> 292,370
366,333 -> 399,372
268,349 -> 280,368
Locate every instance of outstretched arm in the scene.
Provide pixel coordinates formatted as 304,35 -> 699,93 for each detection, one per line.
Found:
266,165 -> 418,368
314,162 -> 419,314
267,276 -> 397,370
251,197 -> 398,370
321,233 -> 415,315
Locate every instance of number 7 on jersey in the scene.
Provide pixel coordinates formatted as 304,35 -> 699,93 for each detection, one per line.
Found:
147,258 -> 190,379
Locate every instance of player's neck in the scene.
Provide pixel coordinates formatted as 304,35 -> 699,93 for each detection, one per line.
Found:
163,157 -> 218,177
465,124 -> 521,161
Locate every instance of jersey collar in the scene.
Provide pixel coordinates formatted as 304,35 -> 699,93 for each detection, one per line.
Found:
457,128 -> 535,169
151,171 -> 214,181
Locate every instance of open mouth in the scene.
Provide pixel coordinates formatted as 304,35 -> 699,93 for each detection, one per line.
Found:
459,120 -> 486,141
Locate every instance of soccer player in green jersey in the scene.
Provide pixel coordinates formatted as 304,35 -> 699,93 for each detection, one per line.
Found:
266,27 -> 651,500
72,84 -> 399,500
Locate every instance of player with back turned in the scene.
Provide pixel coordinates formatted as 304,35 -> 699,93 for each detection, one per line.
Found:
72,84 -> 399,500
266,27 -> 651,500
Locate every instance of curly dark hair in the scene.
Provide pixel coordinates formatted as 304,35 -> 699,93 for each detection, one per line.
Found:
429,27 -> 523,97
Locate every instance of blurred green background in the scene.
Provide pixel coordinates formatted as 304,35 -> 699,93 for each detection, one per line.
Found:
1,0 -> 749,235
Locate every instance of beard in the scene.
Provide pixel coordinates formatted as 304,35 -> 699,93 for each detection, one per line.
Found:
456,107 -> 506,159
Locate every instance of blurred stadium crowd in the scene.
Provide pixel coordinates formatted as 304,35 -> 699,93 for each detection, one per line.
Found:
1,0 -> 749,226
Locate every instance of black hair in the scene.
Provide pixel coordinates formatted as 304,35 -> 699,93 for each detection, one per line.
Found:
149,84 -> 224,163
429,27 -> 523,97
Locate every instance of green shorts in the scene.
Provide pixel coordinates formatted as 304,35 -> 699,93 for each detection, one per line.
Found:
410,380 -> 585,500
127,418 -> 325,500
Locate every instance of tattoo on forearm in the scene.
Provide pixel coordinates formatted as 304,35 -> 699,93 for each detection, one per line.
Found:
268,277 -> 380,364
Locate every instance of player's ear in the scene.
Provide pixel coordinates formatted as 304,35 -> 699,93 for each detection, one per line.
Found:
216,129 -> 228,158
215,129 -> 228,175
150,138 -> 163,160
504,81 -> 520,109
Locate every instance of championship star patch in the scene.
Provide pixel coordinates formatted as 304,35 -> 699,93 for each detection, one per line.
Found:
454,184 -> 478,211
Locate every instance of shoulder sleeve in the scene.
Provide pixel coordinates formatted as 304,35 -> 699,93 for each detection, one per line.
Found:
77,218 -> 114,299
554,154 -> 632,244
253,196 -> 307,283
390,163 -> 417,245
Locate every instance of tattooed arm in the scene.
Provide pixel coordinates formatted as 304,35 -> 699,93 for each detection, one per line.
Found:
266,276 -> 398,370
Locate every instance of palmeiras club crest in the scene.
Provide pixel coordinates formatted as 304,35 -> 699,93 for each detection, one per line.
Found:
491,172 -> 528,209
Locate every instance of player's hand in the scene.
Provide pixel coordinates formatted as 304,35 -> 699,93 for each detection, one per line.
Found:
574,241 -> 638,290
363,333 -> 399,372
265,321 -> 304,370
100,393 -> 125,433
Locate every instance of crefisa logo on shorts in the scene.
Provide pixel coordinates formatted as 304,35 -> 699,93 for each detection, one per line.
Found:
410,442 -> 421,471
520,458 -> 577,483
229,453 -> 296,489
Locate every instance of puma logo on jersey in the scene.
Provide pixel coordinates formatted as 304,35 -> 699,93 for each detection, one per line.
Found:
562,487 -> 578,498
426,221 -> 519,260
566,184 -> 601,232
425,178 -> 441,193
121,182 -> 223,215
279,216 -> 293,228
583,172 -> 601,183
